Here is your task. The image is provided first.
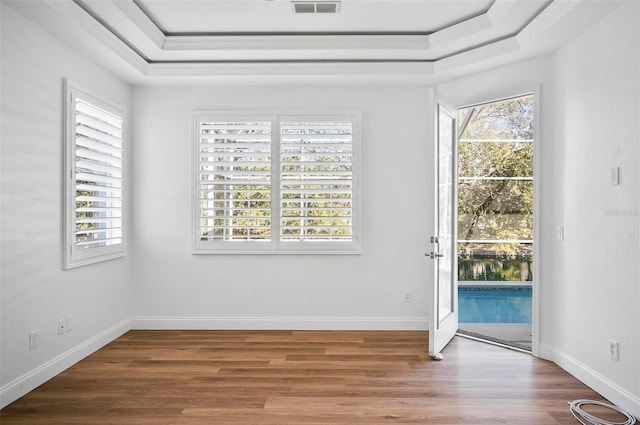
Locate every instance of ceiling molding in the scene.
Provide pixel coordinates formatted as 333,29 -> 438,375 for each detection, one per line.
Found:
434,37 -> 522,74
161,34 -> 432,52
143,61 -> 437,86
4,0 -> 625,85
72,0 -> 550,62
35,0 -> 149,73
146,61 -> 435,77
113,0 -> 165,49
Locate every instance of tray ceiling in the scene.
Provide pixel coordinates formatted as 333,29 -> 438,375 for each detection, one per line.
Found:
5,0 -> 623,84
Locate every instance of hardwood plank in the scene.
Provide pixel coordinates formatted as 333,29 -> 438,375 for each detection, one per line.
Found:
0,331 -> 612,424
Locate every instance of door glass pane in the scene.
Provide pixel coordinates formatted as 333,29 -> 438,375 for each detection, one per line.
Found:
438,106 -> 454,323
457,96 -> 534,282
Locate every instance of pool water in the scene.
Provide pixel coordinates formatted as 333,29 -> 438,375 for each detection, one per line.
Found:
458,287 -> 532,323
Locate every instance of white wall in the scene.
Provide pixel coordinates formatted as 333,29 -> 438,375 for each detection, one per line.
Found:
131,85 -> 432,329
548,0 -> 639,415
439,1 -> 640,416
0,4 -> 132,407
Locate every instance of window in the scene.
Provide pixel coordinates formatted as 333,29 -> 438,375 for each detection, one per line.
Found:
64,82 -> 126,269
194,113 -> 360,254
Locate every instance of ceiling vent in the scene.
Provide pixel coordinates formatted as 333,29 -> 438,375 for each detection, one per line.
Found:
292,1 -> 341,14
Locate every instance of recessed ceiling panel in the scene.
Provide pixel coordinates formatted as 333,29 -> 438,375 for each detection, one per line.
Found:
135,0 -> 494,34
8,0 -> 621,84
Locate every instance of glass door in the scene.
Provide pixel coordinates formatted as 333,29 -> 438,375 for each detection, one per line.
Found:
429,101 -> 458,360
456,94 -> 534,352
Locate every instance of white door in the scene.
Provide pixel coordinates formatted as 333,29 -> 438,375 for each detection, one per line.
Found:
429,100 -> 458,360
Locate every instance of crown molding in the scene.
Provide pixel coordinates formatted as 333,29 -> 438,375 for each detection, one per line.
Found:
71,0 -> 548,62
47,0 -> 149,73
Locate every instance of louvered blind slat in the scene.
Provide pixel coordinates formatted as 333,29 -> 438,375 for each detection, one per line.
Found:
76,227 -> 123,236
76,148 -> 122,168
201,123 -> 271,131
76,124 -> 122,148
200,134 -> 271,142
76,159 -> 122,176
76,184 -> 122,196
76,99 -> 122,128
76,113 -> 122,138
75,207 -> 122,214
76,237 -> 123,248
76,135 -> 122,157
76,218 -> 121,225
76,172 -> 122,187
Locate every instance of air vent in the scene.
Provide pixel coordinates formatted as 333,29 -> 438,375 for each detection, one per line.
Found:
292,1 -> 341,14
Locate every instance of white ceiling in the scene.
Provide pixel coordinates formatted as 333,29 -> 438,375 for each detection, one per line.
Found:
6,0 -> 623,84
135,0 -> 494,34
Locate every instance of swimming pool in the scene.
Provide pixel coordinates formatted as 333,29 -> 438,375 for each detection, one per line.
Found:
458,286 -> 532,323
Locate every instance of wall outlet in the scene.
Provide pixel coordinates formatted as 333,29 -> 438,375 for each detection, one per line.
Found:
58,319 -> 66,335
609,340 -> 619,360
404,291 -> 413,303
29,330 -> 40,350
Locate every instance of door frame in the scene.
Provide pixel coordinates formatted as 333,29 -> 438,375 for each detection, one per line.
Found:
446,85 -> 541,357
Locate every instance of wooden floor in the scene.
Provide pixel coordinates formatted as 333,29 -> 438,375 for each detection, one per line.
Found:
1,331 -> 611,424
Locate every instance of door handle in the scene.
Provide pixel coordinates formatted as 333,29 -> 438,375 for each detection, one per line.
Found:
426,252 -> 444,259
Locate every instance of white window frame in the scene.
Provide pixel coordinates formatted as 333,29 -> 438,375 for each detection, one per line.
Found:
193,111 -> 361,254
63,80 -> 127,269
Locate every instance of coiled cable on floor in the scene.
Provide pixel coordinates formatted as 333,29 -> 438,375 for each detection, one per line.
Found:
569,399 -> 636,425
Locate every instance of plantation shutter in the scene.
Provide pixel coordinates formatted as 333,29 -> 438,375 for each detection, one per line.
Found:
198,120 -> 272,241
65,86 -> 126,268
280,120 -> 353,242
194,113 -> 359,254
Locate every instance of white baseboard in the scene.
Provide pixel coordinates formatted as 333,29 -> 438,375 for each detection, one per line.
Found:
552,349 -> 640,419
131,316 -> 429,331
0,319 -> 131,409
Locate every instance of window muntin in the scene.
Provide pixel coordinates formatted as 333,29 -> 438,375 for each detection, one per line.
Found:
194,113 -> 360,254
64,83 -> 126,268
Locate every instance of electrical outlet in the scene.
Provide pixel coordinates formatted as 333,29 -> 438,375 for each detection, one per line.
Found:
404,291 -> 413,303
29,330 -> 39,350
58,319 -> 66,335
609,340 -> 619,360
